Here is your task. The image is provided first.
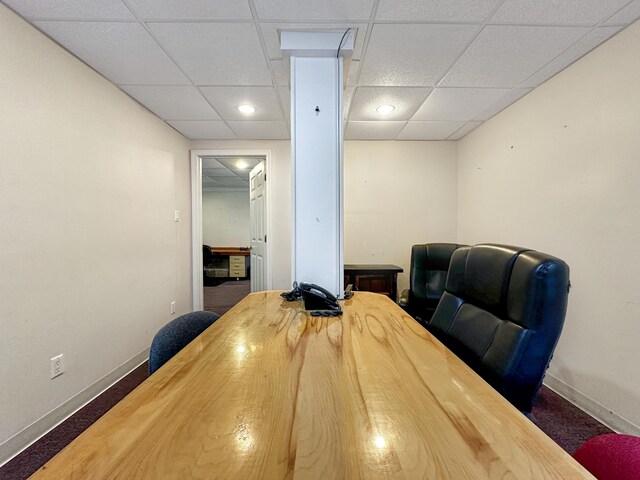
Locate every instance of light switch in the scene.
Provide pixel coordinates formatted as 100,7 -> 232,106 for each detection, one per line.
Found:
174,210 -> 180,222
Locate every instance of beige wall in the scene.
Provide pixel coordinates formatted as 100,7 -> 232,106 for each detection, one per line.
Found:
344,141 -> 458,295
202,191 -> 250,248
457,21 -> 640,431
0,5 -> 191,458
192,140 -> 459,295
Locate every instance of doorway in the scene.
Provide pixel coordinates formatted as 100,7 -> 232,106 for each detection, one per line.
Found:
191,149 -> 272,312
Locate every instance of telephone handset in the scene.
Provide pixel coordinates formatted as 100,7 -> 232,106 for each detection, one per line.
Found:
299,282 -> 340,311
281,281 -> 342,316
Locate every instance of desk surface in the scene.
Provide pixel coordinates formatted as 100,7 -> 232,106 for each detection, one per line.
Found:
211,247 -> 250,256
31,292 -> 593,479
344,263 -> 403,273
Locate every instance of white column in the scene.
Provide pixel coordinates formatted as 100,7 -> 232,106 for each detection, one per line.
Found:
281,31 -> 354,297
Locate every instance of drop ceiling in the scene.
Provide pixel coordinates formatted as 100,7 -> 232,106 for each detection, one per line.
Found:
4,0 -> 640,140
202,157 -> 262,191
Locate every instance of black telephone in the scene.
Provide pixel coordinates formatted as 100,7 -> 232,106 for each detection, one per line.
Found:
299,282 -> 340,311
281,282 -> 342,316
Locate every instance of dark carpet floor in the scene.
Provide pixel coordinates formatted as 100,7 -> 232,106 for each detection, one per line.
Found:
0,283 -> 613,479
204,279 -> 251,316
532,385 -> 613,454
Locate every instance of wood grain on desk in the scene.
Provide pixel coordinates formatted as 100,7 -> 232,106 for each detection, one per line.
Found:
31,292 -> 593,479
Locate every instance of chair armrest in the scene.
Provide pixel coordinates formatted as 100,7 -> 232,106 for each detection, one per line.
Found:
398,289 -> 410,308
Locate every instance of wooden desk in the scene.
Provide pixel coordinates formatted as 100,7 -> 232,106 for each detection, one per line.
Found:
211,247 -> 250,256
210,247 -> 250,278
344,264 -> 403,300
31,292 -> 593,479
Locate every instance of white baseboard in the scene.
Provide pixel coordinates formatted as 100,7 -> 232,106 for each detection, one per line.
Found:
0,349 -> 149,467
543,373 -> 640,436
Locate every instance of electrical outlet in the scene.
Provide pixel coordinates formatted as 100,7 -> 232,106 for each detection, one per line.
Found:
51,354 -> 63,379
170,301 -> 176,314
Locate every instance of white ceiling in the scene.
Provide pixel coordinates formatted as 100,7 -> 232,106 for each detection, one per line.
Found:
5,0 -> 640,140
202,156 -> 262,191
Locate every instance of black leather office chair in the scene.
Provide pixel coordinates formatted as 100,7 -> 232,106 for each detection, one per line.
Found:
399,243 -> 465,325
203,245 -> 214,266
149,311 -> 220,375
428,244 -> 570,413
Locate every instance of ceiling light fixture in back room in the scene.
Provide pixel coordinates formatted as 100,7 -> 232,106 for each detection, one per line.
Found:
238,104 -> 256,114
376,104 -> 395,115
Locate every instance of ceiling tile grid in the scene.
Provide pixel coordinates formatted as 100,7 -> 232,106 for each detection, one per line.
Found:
397,121 -> 467,140
167,120 -> 236,140
125,0 -> 253,21
2,0 -> 134,20
227,120 -> 289,140
358,23 -> 481,87
440,25 -> 591,88
147,22 -> 273,86
490,0 -> 632,26
120,85 -> 220,120
349,87 -> 432,121
7,0 -> 638,140
32,21 -> 190,85
200,86 -> 283,121
345,121 -> 407,140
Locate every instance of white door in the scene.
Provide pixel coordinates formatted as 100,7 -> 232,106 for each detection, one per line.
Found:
250,161 -> 267,291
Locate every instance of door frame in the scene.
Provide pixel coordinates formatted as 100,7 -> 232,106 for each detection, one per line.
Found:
190,149 -> 272,311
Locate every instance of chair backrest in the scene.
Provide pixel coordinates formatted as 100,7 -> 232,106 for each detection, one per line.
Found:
409,243 -> 465,315
203,245 -> 213,266
428,244 -> 570,412
574,434 -> 640,480
149,311 -> 220,375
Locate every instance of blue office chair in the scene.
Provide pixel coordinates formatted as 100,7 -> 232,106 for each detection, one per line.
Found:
148,311 -> 220,375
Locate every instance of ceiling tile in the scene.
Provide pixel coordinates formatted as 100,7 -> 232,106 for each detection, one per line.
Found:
349,87 -> 431,121
120,86 -> 220,120
167,120 -> 236,140
412,88 -> 513,121
271,59 -> 288,85
343,87 -> 355,120
441,25 -> 589,87
204,176 -> 249,188
278,86 -> 291,121
148,22 -> 271,85
359,24 -> 479,86
377,0 -> 501,22
490,0 -> 631,26
472,88 -> 531,120
603,0 -> 640,25
227,121 -> 289,139
3,0 -> 134,20
448,121 -> 482,140
203,168 -> 236,178
200,86 -> 283,121
33,21 -> 189,85
519,27 -> 624,87
202,158 -> 223,168
126,0 -> 252,20
347,59 -> 360,87
253,0 -> 375,21
260,23 -> 368,60
345,121 -> 406,140
396,121 -> 466,140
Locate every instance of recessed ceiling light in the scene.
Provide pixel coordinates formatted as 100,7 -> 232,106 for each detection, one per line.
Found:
235,159 -> 249,170
376,104 -> 395,115
238,104 -> 256,115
